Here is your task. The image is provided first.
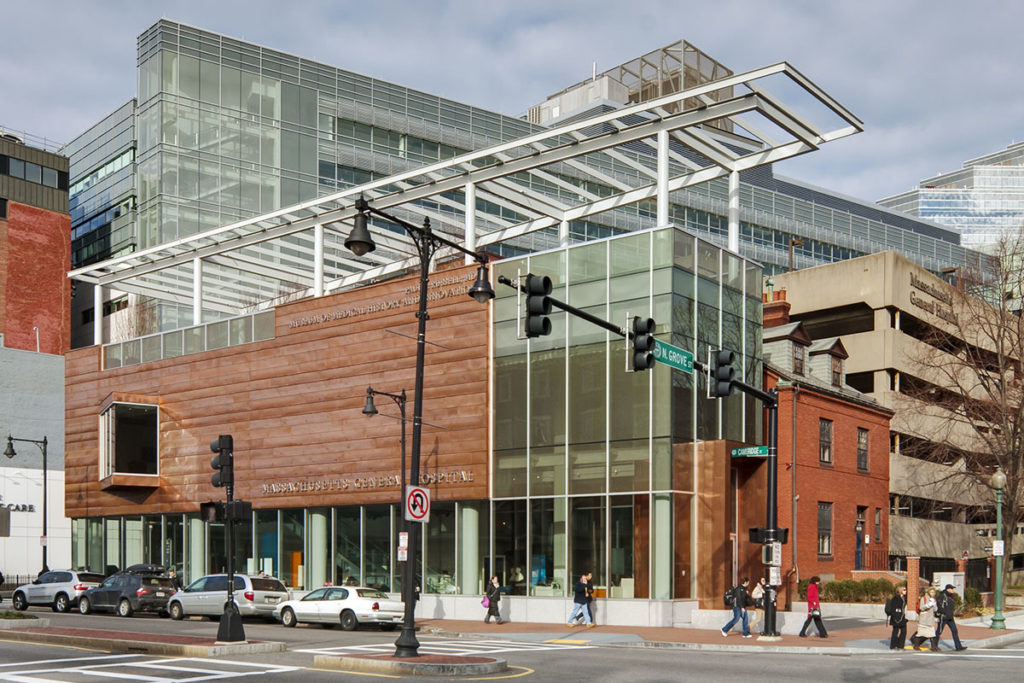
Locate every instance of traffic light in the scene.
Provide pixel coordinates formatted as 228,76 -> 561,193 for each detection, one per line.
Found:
630,316 -> 656,371
524,273 -> 552,337
210,434 -> 234,488
711,349 -> 736,397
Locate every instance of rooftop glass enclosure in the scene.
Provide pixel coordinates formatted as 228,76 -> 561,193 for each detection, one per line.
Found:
491,224 -> 762,599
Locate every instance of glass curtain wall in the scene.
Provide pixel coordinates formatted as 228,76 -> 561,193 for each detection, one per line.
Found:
491,225 -> 761,601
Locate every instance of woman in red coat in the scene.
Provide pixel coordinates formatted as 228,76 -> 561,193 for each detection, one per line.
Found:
798,576 -> 828,638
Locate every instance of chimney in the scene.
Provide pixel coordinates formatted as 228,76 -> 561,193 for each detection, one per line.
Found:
762,288 -> 791,328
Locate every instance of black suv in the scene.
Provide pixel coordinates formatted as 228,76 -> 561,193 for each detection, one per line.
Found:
78,564 -> 177,617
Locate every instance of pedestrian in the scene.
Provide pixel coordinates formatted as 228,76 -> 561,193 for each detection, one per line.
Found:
935,584 -> 967,651
167,569 -> 183,592
885,585 -> 908,650
721,577 -> 753,638
749,577 -> 766,633
567,572 -> 593,627
911,586 -> 939,651
585,571 -> 596,626
484,575 -> 504,624
798,576 -> 827,638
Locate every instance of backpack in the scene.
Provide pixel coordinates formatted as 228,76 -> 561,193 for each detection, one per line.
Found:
724,586 -> 736,607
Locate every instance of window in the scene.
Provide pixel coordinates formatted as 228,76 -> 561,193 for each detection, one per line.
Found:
819,419 -> 833,464
857,428 -> 869,472
831,356 -> 842,386
792,343 -> 805,375
817,502 -> 833,557
0,197 -> 6,219
99,402 -> 159,478
875,508 -> 882,543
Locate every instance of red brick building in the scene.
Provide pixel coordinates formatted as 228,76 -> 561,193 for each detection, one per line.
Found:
0,134 -> 70,354
762,289 -> 892,605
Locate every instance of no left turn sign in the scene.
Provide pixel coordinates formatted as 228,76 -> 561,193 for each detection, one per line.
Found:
405,486 -> 430,523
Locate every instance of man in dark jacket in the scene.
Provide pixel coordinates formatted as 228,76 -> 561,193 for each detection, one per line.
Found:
935,584 -> 966,651
885,585 -> 908,650
567,573 -> 593,627
721,577 -> 752,638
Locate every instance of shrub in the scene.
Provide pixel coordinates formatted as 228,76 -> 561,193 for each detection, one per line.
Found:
963,588 -> 981,610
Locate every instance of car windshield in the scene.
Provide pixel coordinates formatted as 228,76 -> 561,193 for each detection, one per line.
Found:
356,589 -> 389,599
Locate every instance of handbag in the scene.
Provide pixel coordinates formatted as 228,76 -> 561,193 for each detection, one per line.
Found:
809,608 -> 821,617
481,596 -> 490,608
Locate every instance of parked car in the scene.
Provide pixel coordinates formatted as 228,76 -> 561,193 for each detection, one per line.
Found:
273,585 -> 403,630
10,570 -> 105,612
78,565 -> 176,617
168,574 -> 289,620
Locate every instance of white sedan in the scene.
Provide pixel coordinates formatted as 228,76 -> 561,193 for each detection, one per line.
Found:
273,585 -> 404,630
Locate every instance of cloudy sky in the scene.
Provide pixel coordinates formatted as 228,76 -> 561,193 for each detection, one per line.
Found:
2,0 -> 1022,203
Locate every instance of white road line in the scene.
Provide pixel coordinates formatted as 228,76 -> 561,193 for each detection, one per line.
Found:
0,654 -> 141,669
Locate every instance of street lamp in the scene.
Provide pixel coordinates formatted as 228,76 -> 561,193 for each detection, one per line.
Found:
362,386 -> 409,604
5,435 -> 49,573
345,195 -> 494,657
990,467 -> 1007,630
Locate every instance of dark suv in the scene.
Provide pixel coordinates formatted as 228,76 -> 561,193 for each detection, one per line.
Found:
78,564 -> 177,617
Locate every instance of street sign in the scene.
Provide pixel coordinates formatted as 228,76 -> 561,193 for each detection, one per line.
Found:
731,445 -> 770,458
769,566 -> 781,586
398,531 -> 408,548
405,486 -> 431,523
398,547 -> 408,561
652,339 -> 693,374
993,540 -> 1005,557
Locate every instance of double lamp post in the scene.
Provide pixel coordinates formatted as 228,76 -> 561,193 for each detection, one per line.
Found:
345,195 -> 495,657
4,435 -> 50,574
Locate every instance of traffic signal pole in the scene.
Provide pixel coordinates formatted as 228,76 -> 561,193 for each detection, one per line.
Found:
210,435 -> 245,643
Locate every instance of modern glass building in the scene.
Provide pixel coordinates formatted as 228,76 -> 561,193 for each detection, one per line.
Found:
490,225 -> 761,601
66,20 -> 977,349
880,141 -> 1024,250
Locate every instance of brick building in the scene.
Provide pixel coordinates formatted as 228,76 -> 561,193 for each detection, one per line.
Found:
761,288 -> 893,606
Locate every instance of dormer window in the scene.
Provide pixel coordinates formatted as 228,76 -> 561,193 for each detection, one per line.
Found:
793,343 -> 805,375
831,356 -> 842,386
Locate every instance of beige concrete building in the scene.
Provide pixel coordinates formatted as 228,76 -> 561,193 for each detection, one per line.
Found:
769,251 -> 1021,588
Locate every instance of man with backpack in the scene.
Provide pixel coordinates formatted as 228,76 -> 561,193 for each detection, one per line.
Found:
935,584 -> 966,651
721,577 -> 752,638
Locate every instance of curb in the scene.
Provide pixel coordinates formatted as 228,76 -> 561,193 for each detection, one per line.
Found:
314,654 -> 507,676
0,618 -> 49,629
0,629 -> 286,657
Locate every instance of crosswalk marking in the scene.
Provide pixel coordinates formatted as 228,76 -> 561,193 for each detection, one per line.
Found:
0,656 -> 301,682
297,637 -> 595,657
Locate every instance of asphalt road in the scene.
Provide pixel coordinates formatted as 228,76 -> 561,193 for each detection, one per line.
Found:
3,607 -> 1024,681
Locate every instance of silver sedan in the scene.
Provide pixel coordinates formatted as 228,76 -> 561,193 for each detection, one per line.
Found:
273,586 -> 403,630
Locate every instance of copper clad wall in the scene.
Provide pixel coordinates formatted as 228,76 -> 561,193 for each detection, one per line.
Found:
65,262 -> 490,517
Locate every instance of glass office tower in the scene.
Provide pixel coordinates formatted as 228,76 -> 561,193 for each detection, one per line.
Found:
491,225 -> 761,600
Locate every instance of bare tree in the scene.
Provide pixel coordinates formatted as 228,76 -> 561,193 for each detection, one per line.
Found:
900,230 -> 1024,586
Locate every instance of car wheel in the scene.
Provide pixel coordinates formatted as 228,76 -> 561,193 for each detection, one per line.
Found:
12,592 -> 28,611
117,598 -> 134,617
54,593 -> 70,613
281,607 -> 297,628
79,596 -> 92,614
169,602 -> 184,620
380,623 -> 397,631
340,610 -> 358,631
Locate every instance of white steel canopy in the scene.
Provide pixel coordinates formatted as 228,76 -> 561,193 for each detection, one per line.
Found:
69,62 -> 862,316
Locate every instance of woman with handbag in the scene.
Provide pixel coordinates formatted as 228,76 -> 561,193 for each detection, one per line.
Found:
798,576 -> 828,638
483,575 -> 503,624
885,585 -> 908,650
911,586 -> 939,651
749,577 -> 766,633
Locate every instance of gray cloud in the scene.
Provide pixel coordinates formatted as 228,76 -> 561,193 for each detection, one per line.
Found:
2,0 -> 1023,203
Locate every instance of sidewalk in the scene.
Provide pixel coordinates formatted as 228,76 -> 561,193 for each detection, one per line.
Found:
419,610 -> 1024,655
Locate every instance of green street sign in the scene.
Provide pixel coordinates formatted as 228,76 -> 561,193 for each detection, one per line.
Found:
731,445 -> 770,458
652,339 -> 693,374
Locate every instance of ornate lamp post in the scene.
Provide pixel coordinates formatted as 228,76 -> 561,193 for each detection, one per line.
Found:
345,196 -> 494,657
990,467 -> 1007,630
5,435 -> 49,573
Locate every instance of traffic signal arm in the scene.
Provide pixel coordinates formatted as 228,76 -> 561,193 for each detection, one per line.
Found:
498,274 -> 628,339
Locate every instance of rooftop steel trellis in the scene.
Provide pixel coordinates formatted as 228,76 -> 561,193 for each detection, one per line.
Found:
69,61 -> 862,317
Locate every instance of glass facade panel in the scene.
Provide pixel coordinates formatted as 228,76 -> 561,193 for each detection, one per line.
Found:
363,504 -> 392,592
424,502 -> 455,594
570,496 -> 606,588
334,506 -> 361,586
529,497 -> 566,596
492,500 -> 526,588
255,509 -> 278,577
280,509 -> 305,588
